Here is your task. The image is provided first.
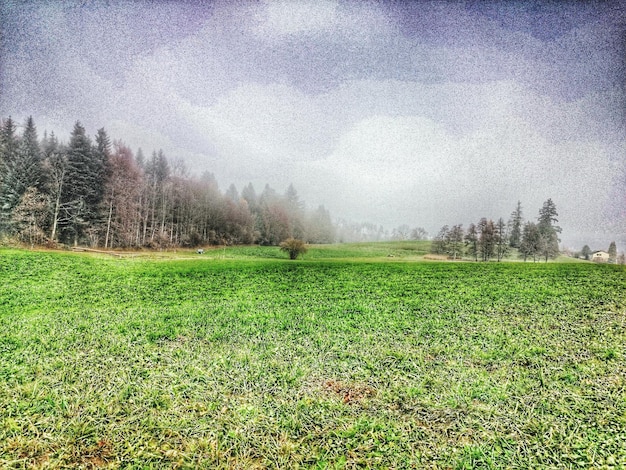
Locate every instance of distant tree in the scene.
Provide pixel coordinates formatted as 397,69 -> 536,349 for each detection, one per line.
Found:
537,199 -> 561,261
581,245 -> 591,260
464,223 -> 478,261
280,237 -> 308,260
241,183 -> 258,211
508,201 -> 523,248
608,241 -> 617,264
477,218 -> 496,261
258,184 -> 290,245
306,205 -> 335,244
225,183 -> 239,202
431,225 -> 449,255
618,252 -> 625,265
284,183 -> 305,240
519,222 -> 541,262
495,217 -> 509,261
445,224 -> 464,260
410,227 -> 428,240
392,224 -> 411,241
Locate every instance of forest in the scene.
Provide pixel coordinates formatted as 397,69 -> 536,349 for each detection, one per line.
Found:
0,116 -> 336,249
430,199 -> 564,262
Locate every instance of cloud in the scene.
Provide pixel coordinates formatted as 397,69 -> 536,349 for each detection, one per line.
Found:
257,0 -> 339,36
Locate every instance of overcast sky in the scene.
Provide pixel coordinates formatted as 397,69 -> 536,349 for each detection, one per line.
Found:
1,0 -> 624,249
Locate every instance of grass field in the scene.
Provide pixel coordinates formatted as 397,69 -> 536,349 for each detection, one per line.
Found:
1,246 -> 625,468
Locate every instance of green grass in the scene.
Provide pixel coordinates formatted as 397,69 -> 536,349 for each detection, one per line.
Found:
1,247 -> 625,468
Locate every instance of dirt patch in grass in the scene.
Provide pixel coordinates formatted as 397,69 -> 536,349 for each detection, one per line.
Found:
322,380 -> 377,405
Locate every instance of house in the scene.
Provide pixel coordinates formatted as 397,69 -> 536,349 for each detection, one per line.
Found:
591,251 -> 610,262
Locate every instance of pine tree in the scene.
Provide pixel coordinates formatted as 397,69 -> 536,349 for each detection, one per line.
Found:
446,224 -> 464,260
60,122 -> 100,245
0,117 -> 42,233
495,217 -> 509,261
537,198 -> 561,261
508,201 -> 523,248
608,241 -> 617,264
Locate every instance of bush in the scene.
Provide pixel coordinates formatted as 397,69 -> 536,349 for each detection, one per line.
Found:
279,238 -> 308,260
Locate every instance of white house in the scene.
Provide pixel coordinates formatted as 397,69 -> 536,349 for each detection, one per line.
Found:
591,251 -> 610,262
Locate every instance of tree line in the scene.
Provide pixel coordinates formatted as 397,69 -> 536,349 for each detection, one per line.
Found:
0,116 -> 336,248
431,199 -> 562,262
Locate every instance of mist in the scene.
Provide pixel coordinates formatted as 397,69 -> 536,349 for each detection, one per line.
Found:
1,0 -> 624,250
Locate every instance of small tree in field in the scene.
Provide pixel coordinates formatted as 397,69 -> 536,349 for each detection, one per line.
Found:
280,237 -> 308,260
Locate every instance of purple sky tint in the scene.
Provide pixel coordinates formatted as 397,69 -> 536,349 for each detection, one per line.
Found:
1,0 -> 625,249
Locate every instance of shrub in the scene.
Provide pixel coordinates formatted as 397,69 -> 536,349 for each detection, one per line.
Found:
279,238 -> 308,260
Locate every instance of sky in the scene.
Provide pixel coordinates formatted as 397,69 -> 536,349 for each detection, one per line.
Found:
1,0 -> 625,249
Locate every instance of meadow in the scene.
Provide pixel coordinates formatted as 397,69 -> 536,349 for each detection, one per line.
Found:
0,245 -> 625,469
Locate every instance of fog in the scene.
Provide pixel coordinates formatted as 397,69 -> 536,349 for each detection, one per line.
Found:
1,0 -> 624,250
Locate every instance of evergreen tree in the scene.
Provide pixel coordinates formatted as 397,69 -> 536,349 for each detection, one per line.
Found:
537,198 -> 561,261
508,200 -> 523,248
445,224 -> 464,260
495,217 -> 509,261
60,122 -> 101,245
225,184 -> 239,202
608,241 -> 617,264
306,205 -> 335,244
241,183 -> 258,211
0,117 -> 42,233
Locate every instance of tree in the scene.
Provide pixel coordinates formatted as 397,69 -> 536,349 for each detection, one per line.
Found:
102,142 -> 142,248
280,237 -> 308,260
519,222 -> 541,262
431,225 -> 449,255
608,241 -> 617,264
60,122 -> 104,245
306,205 -> 335,244
284,183 -> 305,240
477,218 -> 496,261
465,223 -> 478,261
241,183 -> 258,211
0,116 -> 42,233
410,227 -> 427,240
581,245 -> 591,260
537,199 -> 561,261
495,217 -> 509,261
11,186 -> 47,247
446,224 -> 464,260
41,136 -> 70,243
508,201 -> 523,248
392,224 -> 411,241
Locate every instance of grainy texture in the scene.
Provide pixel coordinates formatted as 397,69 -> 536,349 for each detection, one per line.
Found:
1,248 -> 625,468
